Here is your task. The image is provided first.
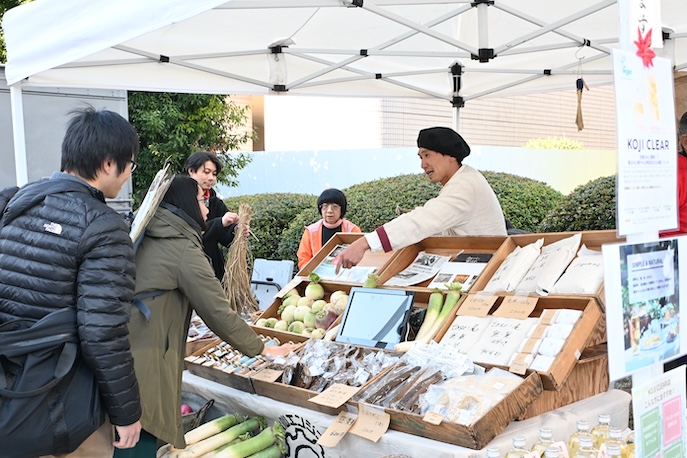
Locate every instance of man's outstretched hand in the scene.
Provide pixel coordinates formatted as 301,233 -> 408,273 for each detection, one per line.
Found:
334,237 -> 370,274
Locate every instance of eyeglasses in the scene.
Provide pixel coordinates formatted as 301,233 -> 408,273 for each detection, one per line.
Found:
129,160 -> 138,172
321,203 -> 341,211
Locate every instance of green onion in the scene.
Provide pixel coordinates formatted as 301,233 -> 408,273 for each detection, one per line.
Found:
184,413 -> 245,445
246,444 -> 284,458
200,436 -> 247,458
214,422 -> 285,458
414,289 -> 444,341
177,417 -> 266,458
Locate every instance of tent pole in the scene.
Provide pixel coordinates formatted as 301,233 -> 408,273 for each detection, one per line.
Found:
10,84 -> 29,186
453,105 -> 460,131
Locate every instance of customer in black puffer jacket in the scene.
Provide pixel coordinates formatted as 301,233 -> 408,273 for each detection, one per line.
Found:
0,107 -> 142,457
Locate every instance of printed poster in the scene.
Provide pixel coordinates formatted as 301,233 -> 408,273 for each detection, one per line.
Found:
603,237 -> 687,381
612,48 -> 677,236
632,366 -> 687,458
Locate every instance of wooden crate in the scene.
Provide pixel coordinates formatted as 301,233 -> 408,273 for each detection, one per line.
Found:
184,339 -> 256,394
297,232 -> 400,281
469,230 -> 625,310
252,342 -> 401,416
185,337 -> 216,357
377,235 -> 509,291
353,371 -> 543,449
433,296 -> 605,391
518,344 -> 609,420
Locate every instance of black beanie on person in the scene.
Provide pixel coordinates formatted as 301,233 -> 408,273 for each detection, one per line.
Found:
417,127 -> 471,162
317,188 -> 347,218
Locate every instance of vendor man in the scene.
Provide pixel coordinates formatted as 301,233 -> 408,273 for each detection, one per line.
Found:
335,126 -> 507,271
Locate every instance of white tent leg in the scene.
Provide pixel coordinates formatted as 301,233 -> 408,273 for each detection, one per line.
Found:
453,105 -> 460,131
10,84 -> 29,186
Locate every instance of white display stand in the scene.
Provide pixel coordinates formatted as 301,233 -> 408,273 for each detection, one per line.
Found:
182,371 -> 631,458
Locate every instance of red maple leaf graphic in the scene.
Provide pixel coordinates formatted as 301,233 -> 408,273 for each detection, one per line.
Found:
634,27 -> 656,68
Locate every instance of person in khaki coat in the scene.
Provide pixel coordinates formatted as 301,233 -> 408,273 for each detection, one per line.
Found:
120,176 -> 291,457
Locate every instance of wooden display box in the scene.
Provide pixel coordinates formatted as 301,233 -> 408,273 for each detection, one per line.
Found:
469,230 -> 624,309
252,341 -> 401,416
377,235 -> 509,291
433,296 -> 605,391
518,344 -> 609,420
184,339 -> 256,394
185,337 -> 216,357
253,280 -> 351,335
351,371 -> 543,450
297,232 -> 400,281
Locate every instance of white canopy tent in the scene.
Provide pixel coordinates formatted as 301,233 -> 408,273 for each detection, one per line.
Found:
3,0 -> 687,184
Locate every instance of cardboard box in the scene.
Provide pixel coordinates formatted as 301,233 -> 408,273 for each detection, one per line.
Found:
434,296 -> 605,391
377,235 -> 509,292
297,232 -> 400,281
470,230 -> 624,309
518,344 -> 609,420
352,371 -> 543,450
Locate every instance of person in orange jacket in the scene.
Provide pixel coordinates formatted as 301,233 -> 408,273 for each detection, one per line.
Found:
297,188 -> 361,269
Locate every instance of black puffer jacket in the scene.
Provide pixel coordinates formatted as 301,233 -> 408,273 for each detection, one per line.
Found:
0,173 -> 141,426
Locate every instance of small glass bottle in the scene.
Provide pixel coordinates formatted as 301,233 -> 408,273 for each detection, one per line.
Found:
568,420 -> 593,456
606,427 -> 629,458
531,427 -> 555,456
505,436 -> 529,458
591,413 -> 611,448
574,435 -> 599,458
626,430 -> 635,458
544,446 -> 561,458
607,443 -> 623,457
487,447 -> 502,458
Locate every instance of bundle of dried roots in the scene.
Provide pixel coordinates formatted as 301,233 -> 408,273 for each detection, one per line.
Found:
222,203 -> 259,317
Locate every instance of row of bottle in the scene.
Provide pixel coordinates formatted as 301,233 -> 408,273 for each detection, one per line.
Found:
486,414 -> 635,457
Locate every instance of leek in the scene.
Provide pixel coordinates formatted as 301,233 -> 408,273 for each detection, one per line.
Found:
214,422 -> 285,458
177,417 -> 265,458
414,289 -> 444,341
246,444 -> 283,458
184,413 -> 245,445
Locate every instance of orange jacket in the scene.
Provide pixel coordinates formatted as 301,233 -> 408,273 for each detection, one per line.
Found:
297,219 -> 361,269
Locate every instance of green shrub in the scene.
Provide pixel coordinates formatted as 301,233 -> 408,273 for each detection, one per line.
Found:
524,136 -> 585,150
224,193 -> 315,260
276,207 -> 321,265
230,172 -> 565,265
539,175 -> 617,232
482,171 -> 564,233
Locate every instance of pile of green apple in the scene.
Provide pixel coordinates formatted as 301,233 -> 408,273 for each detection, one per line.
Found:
254,273 -> 348,339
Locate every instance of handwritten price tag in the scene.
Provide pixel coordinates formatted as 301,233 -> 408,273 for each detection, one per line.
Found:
349,404 -> 390,442
493,296 -> 538,319
308,383 -> 360,408
509,359 -> 529,375
457,295 -> 497,317
317,411 -> 357,447
422,411 -> 444,425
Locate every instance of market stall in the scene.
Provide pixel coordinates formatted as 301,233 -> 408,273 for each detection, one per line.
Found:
179,230 -> 630,457
182,372 -> 631,458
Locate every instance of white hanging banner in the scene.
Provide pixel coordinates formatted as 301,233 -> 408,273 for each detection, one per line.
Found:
612,49 -> 677,236
619,0 -> 663,50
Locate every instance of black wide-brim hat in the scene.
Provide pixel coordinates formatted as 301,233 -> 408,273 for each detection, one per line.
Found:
417,127 -> 470,161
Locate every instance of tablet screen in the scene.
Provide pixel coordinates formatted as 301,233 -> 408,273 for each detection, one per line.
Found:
335,287 -> 415,349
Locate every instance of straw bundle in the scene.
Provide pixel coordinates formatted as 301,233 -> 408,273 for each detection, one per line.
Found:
222,203 -> 259,317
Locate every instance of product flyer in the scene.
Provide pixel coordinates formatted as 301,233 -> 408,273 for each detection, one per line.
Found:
632,366 -> 687,457
612,48 -> 677,236
604,237 -> 687,380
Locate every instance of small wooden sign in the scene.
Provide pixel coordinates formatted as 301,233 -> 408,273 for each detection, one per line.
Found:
492,296 -> 538,319
349,404 -> 390,442
317,411 -> 357,447
308,383 -> 360,409
422,411 -> 444,425
457,295 -> 497,317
